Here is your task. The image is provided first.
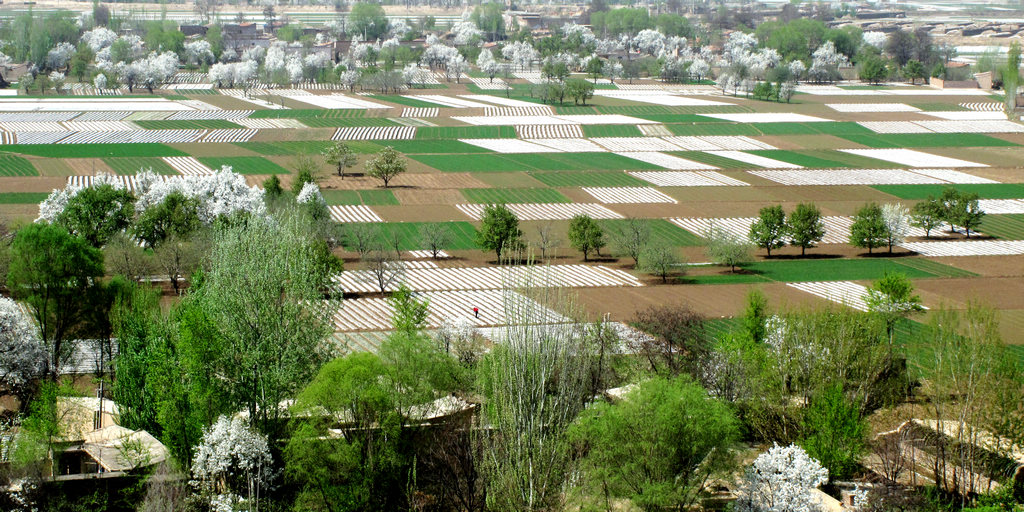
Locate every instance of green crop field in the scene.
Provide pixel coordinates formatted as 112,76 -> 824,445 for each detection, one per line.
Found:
415,126 -> 516,139
529,171 -> 650,187
412,152 -> 662,172
370,95 -> 446,108
752,122 -> 875,136
2,144 -> 186,158
0,192 -> 48,204
872,183 -> 1024,199
0,155 -> 39,176
322,189 -> 399,206
750,149 -> 908,169
198,157 -> 291,175
382,140 -> 492,154
300,117 -> 399,128
670,151 -> 754,169
633,114 -> 728,124
462,188 -> 570,204
580,125 -> 644,137
603,218 -> 704,247
684,257 -> 974,285
980,214 -> 1024,240
666,123 -> 761,136
134,119 -> 244,130
342,221 -> 479,251
103,157 -> 179,175
235,141 -> 378,156
840,133 -> 1018,149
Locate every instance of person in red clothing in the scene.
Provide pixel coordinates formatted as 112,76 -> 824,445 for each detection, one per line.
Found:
473,307 -> 479,318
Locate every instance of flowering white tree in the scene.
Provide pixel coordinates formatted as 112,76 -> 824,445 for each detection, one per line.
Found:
285,55 -> 303,85
477,48 -> 501,81
0,297 -> 48,403
340,69 -> 361,91
184,40 -> 215,68
388,18 -> 411,39
46,42 -> 76,71
603,60 -> 623,83
808,41 -> 849,83
689,58 -> 710,81
80,27 -> 117,52
191,416 -> 274,512
735,444 -> 828,512
451,20 -> 483,46
634,29 -> 666,56
93,73 -> 108,92
295,182 -> 324,206
501,41 -> 539,71
264,45 -> 286,82
863,31 -> 888,50
788,60 -> 806,81
37,172 -> 124,223
134,167 -> 265,223
724,32 -> 758,64
881,202 -> 911,252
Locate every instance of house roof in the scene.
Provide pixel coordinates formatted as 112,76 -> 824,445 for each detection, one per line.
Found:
81,426 -> 169,472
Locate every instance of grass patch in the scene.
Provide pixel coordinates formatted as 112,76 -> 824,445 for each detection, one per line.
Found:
371,95 -> 447,108
300,117 -> 398,128
342,221 -> 479,251
581,124 -> 644,137
0,155 -> 39,176
103,157 -> 178,175
686,257 -> 974,284
235,141 -> 379,156
198,157 -> 291,175
0,192 -> 48,204
841,133 -> 1018,149
980,214 -> 1024,239
529,171 -> 649,187
462,188 -> 570,204
412,152 -> 662,172
872,183 -> 1024,199
322,189 -> 399,206
747,150 -> 862,168
669,151 -> 754,169
134,119 -> 244,130
383,140 -> 492,154
415,126 -> 516,139
665,123 -> 761,136
2,144 -> 185,158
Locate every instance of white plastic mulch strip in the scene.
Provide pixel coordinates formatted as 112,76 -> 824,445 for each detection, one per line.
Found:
333,126 -> 416,141
407,250 -> 451,259
922,111 -> 1007,121
58,130 -> 205,144
617,151 -> 716,170
176,99 -> 223,111
166,110 -> 253,120
660,136 -> 776,151
0,98 -> 197,111
455,203 -> 624,221
9,132 -> 68,144
124,112 -> 173,121
66,174 -> 171,193
467,77 -> 506,90
978,199 -> 1024,214
699,113 -> 832,123
166,83 -> 214,90
705,150 -> 802,168
748,168 -> 993,186
460,94 -> 547,108
826,103 -> 921,112
0,133 -> 15,144
218,90 -> 290,110
484,106 -> 555,117
234,118 -> 307,129
516,124 -> 584,139
331,290 -> 569,331
557,114 -> 660,125
163,157 -> 214,176
593,90 -> 730,106
669,215 -> 940,242
525,138 -> 605,152
201,129 -> 257,143
288,94 -> 391,110
786,281 -> 871,312
391,117 -> 437,127
858,120 -> 1024,133
73,111 -> 131,121
62,121 -> 139,132
333,264 -> 642,294
459,138 -> 561,153
0,122 -> 67,132
407,95 -> 494,108
960,102 -> 1003,111
899,240 -> 1024,257
453,114 -> 656,126
0,112 -> 79,122
582,187 -> 677,204
839,148 -> 987,168
328,205 -> 384,223
858,121 -> 934,134
593,137 -> 682,152
629,170 -> 750,187
401,107 -> 439,118
638,124 -> 672,137
797,86 -> 991,96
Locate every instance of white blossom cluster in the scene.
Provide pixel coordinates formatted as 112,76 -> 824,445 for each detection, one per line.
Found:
135,167 -> 266,223
191,415 -> 274,511
476,48 -> 502,78
46,42 -> 76,71
80,27 -> 117,53
388,18 -> 411,39
501,41 -> 539,71
562,23 -> 597,52
295,182 -> 325,205
735,444 -> 829,512
863,31 -> 888,50
451,21 -> 483,46
0,297 -> 48,391
184,40 -> 215,67
37,172 -> 123,223
208,60 -> 258,87
808,41 -> 849,83
881,203 -> 911,246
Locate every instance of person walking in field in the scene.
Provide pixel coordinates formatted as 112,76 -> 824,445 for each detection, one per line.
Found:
473,307 -> 479,318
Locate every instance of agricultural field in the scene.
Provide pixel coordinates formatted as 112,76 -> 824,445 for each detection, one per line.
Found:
3,80 -> 1024,350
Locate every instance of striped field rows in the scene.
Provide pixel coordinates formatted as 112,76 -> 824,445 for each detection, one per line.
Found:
163,157 -> 214,176
786,281 -> 871,311
455,202 -> 624,220
628,170 -> 750,187
748,168 -> 995,186
401,107 -> 439,118
978,199 -> 1024,214
516,125 -> 584,139
333,264 -> 643,294
668,216 -> 938,243
899,240 -> 1024,256
332,126 -> 416,140
581,187 -> 678,204
328,205 -> 384,223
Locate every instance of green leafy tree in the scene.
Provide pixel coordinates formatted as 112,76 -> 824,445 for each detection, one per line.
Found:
291,154 -> 321,195
263,174 -> 283,201
322,141 -> 358,179
849,202 -> 887,254
910,197 -> 944,238
946,189 -> 985,238
110,279 -> 165,435
564,78 -> 595,105
55,184 -> 135,247
568,213 -> 605,261
606,217 -> 651,267
7,223 -> 105,380
859,55 -> 888,84
475,204 -> 524,262
787,203 -> 825,256
349,2 -> 388,40
749,205 -> 788,256
743,289 -> 769,343
800,384 -> 867,481
133,191 -> 201,249
470,2 -> 505,41
1005,41 -> 1020,112
570,377 -> 739,511
639,243 -> 684,284
365,146 -> 406,188
903,59 -> 926,84
864,272 -> 924,346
